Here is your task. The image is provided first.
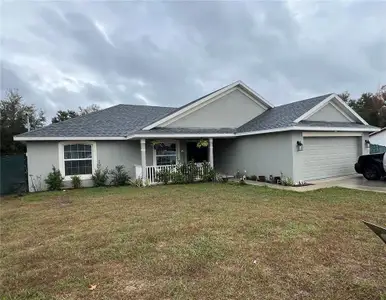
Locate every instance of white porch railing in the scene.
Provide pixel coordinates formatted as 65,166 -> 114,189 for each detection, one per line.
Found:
134,164 -> 206,185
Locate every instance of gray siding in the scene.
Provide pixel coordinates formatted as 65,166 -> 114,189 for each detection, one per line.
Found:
165,89 -> 266,128
292,132 -> 369,181
27,142 -> 60,191
26,140 -> 141,191
214,133 -> 295,180
307,103 -> 350,122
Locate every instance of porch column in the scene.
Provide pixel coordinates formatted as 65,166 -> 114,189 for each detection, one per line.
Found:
140,139 -> 146,182
209,138 -> 214,168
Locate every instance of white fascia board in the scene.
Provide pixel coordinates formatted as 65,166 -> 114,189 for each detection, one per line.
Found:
142,82 -> 239,130
333,95 -> 369,125
293,94 -> 335,123
13,136 -> 127,141
142,81 -> 274,130
294,94 -> 369,125
237,81 -> 274,109
236,126 -> 379,137
127,133 -> 235,139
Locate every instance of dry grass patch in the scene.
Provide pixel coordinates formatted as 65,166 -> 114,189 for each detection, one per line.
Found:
1,184 -> 385,299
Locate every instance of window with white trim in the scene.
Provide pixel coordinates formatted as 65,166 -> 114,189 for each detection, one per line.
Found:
155,143 -> 177,166
63,144 -> 93,176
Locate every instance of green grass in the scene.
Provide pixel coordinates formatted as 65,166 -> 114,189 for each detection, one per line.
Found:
1,184 -> 385,299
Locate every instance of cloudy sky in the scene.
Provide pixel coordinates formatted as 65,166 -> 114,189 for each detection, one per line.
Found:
1,1 -> 385,117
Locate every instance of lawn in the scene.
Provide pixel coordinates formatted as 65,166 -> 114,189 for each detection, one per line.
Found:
1,184 -> 385,300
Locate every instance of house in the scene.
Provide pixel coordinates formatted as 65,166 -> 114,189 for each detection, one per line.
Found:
369,127 -> 386,147
14,81 -> 379,191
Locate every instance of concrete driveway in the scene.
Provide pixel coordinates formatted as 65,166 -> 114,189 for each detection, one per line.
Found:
310,175 -> 386,193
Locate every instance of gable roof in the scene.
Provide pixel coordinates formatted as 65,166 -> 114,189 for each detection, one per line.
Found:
142,81 -> 274,130
237,94 -> 332,133
14,86 -> 380,141
293,94 -> 369,125
15,104 -> 177,140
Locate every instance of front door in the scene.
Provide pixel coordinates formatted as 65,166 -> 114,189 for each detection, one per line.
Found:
186,142 -> 208,163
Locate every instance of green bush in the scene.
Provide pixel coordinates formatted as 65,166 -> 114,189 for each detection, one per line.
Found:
157,168 -> 171,184
71,175 -> 82,189
44,166 -> 63,191
92,162 -> 109,187
202,161 -> 216,182
109,165 -> 130,186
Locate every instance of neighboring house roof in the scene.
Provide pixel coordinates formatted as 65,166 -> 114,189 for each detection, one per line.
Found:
370,127 -> 386,136
15,104 -> 177,139
14,84 -> 380,141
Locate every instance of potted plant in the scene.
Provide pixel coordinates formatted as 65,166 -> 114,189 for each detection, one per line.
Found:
196,139 -> 209,148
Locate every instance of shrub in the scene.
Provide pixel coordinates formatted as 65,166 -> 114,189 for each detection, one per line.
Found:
171,170 -> 185,184
109,165 -> 130,186
157,168 -> 171,184
280,172 -> 294,186
185,160 -> 198,183
92,162 -> 109,187
44,166 -> 63,191
202,161 -> 216,182
71,175 -> 82,189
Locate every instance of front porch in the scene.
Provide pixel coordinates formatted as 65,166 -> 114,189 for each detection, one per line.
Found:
134,138 -> 215,184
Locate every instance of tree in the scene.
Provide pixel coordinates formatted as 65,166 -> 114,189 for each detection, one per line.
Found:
51,104 -> 100,123
0,90 -> 46,155
79,104 -> 100,116
51,109 -> 78,123
338,91 -> 350,102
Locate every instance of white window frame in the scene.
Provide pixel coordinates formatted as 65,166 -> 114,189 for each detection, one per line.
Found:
58,141 -> 97,181
152,140 -> 180,166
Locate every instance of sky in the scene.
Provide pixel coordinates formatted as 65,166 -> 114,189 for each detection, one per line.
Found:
1,1 -> 385,117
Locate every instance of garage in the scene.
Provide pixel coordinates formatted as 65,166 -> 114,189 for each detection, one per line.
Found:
302,136 -> 360,180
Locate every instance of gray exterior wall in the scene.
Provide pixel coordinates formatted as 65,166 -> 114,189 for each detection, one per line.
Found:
291,132 -> 369,182
165,89 -> 267,128
214,132 -> 296,180
26,140 -> 141,191
307,103 -> 350,122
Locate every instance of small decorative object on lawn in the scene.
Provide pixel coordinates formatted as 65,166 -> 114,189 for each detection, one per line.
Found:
196,139 -> 209,148
363,221 -> 386,244
88,284 -> 97,291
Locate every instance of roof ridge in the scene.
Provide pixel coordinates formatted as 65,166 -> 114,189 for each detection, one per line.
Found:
275,93 -> 333,108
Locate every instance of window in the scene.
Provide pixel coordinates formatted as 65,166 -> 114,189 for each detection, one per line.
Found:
155,143 -> 177,166
63,144 -> 93,176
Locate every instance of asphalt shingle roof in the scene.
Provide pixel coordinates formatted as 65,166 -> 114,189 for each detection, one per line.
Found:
16,92 -> 377,139
16,104 -> 177,138
236,94 -> 332,133
135,127 -> 235,135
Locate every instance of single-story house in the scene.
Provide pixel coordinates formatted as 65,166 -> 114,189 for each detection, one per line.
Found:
369,127 -> 386,147
15,81 -> 379,191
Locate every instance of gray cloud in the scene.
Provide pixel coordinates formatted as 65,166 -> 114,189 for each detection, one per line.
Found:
1,1 -> 385,118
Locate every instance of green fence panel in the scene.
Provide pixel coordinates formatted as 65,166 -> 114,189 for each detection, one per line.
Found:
0,154 -> 28,195
370,144 -> 386,154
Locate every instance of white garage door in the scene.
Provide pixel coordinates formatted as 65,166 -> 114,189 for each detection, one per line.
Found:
303,137 -> 360,180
